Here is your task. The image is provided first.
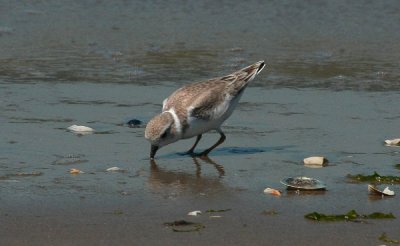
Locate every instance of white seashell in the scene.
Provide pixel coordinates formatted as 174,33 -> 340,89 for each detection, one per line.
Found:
384,138 -> 400,146
303,156 -> 328,166
281,177 -> 326,190
263,187 -> 281,196
106,167 -> 123,172
67,125 -> 95,133
382,187 -> 395,196
368,184 -> 395,196
187,210 -> 201,216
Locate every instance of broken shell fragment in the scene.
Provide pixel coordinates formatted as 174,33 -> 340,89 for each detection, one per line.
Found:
281,177 -> 326,190
383,187 -> 395,196
187,211 -> 202,216
303,156 -> 328,166
106,167 -> 123,172
384,138 -> 400,146
69,168 -> 84,174
368,184 -> 395,196
67,125 -> 95,133
263,188 -> 281,196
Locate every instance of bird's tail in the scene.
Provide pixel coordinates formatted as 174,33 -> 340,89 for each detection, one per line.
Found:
222,61 -> 266,94
240,60 -> 265,81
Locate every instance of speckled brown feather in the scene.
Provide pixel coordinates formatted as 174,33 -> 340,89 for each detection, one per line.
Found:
162,61 -> 265,132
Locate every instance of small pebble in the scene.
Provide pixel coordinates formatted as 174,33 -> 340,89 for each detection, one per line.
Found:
303,156 -> 328,166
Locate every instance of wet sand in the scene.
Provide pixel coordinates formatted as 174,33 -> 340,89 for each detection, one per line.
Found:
1,1 -> 400,245
1,86 -> 399,245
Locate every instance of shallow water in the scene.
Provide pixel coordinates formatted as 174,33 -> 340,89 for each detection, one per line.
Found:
1,1 -> 400,245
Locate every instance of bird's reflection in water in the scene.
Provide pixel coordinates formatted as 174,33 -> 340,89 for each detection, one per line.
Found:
148,156 -> 228,196
192,156 -> 225,178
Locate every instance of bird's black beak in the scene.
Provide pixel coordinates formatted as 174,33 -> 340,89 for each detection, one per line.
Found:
150,145 -> 159,160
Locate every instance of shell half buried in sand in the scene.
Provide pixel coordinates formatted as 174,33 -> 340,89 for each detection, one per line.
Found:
187,211 -> 202,216
67,125 -> 95,134
368,184 -> 395,196
281,177 -> 326,190
106,167 -> 123,172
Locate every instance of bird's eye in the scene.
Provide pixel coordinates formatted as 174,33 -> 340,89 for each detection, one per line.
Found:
161,131 -> 168,139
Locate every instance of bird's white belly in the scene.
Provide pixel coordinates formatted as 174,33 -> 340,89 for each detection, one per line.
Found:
183,118 -> 222,138
183,91 -> 243,139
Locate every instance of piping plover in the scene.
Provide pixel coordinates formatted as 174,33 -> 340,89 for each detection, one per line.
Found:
145,61 -> 265,159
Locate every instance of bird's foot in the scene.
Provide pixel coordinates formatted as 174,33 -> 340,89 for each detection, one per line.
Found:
192,151 -> 209,158
177,150 -> 210,158
177,150 -> 195,156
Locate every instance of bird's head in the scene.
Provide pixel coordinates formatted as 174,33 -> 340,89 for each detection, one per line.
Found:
145,112 -> 180,159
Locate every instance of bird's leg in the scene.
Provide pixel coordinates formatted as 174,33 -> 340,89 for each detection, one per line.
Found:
186,134 -> 202,155
199,129 -> 226,156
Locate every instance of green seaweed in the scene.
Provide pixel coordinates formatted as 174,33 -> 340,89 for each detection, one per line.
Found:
347,171 -> 400,184
206,208 -> 232,213
0,171 -> 43,180
305,210 -> 358,221
365,212 -> 395,219
379,233 -> 400,244
163,220 -> 205,232
305,210 -> 395,222
164,220 -> 196,227
172,224 -> 205,232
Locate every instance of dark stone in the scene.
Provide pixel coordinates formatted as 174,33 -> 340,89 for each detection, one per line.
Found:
127,119 -> 143,128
